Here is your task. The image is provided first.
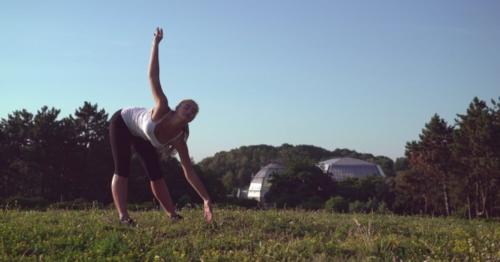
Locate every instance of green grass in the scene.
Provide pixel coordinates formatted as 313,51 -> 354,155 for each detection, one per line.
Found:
1,208 -> 499,261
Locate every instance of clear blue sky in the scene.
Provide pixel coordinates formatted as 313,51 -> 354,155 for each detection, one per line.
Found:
1,1 -> 499,162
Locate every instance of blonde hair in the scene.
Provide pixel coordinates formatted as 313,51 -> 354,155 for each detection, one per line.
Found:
175,99 -> 199,116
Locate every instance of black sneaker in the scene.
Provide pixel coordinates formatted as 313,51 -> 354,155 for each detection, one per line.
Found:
120,217 -> 137,226
170,213 -> 183,221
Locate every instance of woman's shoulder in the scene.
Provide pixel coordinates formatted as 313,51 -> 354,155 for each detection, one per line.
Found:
122,107 -> 148,112
121,107 -> 149,117
151,105 -> 172,122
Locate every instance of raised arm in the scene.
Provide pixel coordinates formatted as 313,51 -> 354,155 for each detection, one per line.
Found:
149,27 -> 169,118
174,139 -> 213,223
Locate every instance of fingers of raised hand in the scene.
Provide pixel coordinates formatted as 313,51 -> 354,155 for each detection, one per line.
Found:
154,27 -> 163,38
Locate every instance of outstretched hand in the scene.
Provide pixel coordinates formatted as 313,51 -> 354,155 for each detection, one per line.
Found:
204,200 -> 213,223
153,27 -> 163,44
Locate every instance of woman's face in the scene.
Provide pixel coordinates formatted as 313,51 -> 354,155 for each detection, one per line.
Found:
177,100 -> 198,122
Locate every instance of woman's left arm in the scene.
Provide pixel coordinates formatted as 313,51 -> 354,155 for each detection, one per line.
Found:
174,139 -> 213,222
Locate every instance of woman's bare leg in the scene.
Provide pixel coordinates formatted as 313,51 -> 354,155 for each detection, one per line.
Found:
150,178 -> 176,215
111,174 -> 129,219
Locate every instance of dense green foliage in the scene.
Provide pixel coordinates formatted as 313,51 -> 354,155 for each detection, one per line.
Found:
1,97 -> 499,218
0,102 -> 225,205
0,102 -> 396,210
198,144 -> 394,193
1,208 -> 499,261
0,103 -> 113,202
266,164 -> 334,209
402,97 -> 500,217
325,196 -> 349,213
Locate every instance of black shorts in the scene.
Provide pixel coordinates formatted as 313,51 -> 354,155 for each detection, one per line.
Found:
109,109 -> 163,181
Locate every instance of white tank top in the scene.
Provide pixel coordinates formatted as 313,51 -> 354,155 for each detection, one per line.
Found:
120,107 -> 183,148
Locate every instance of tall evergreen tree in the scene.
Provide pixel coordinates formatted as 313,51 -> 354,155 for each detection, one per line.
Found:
407,115 -> 455,215
71,102 -> 110,200
31,106 -> 65,200
393,169 -> 432,214
454,97 -> 499,217
0,110 -> 36,197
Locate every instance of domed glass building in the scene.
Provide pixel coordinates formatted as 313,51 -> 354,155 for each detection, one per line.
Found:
317,157 -> 385,181
247,163 -> 285,202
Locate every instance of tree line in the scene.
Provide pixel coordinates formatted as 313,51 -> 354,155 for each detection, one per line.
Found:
398,97 -> 500,218
0,102 -> 112,203
198,97 -> 500,217
0,102 -> 224,208
1,97 -> 499,218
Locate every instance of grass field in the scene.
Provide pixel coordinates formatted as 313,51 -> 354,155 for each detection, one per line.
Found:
1,208 -> 499,261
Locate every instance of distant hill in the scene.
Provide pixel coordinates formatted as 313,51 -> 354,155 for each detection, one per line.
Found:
197,144 -> 395,189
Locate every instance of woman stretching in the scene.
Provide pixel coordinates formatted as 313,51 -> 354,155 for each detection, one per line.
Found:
109,27 -> 212,224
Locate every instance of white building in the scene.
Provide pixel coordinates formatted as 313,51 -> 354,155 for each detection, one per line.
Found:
247,163 -> 285,202
317,157 -> 385,181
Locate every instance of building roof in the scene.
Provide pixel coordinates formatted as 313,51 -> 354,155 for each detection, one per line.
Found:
318,157 -> 385,180
318,157 -> 377,166
252,163 -> 285,179
247,163 -> 285,201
